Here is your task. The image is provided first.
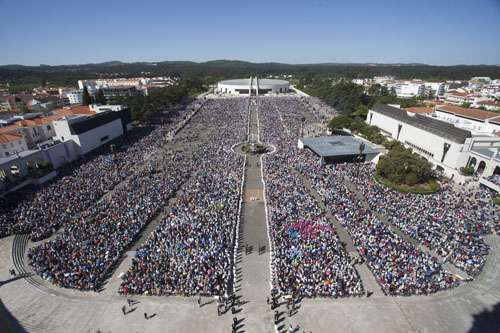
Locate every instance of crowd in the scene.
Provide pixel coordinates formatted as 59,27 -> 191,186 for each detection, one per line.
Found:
119,98 -> 248,296
259,97 -> 364,297
0,107 -> 191,241
25,100 -> 211,290
344,164 -> 499,276
259,97 -> 461,296
9,93 -> 498,296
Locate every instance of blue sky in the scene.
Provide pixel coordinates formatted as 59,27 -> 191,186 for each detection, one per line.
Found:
1,0 -> 499,66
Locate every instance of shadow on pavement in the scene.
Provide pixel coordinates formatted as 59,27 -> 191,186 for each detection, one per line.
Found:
469,302 -> 500,333
0,300 -> 29,333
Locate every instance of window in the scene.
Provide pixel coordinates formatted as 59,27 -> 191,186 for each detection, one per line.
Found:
5,152 -> 9,157
405,141 -> 434,158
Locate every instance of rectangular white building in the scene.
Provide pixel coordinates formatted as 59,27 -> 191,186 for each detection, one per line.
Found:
53,109 -> 131,155
367,103 -> 500,181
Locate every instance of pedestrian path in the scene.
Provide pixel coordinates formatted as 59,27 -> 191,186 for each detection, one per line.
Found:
235,99 -> 275,332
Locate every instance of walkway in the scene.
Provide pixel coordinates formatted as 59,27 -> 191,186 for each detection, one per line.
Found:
235,98 -> 274,332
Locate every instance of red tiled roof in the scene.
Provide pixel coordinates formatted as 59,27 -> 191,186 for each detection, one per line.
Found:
490,116 -> 500,125
405,107 -> 434,114
478,100 -> 500,107
53,106 -> 95,116
447,91 -> 469,97
0,133 -> 23,144
437,105 -> 499,121
0,125 -> 21,135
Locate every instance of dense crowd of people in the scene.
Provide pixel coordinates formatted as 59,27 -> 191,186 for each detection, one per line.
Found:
4,93 -> 497,297
344,164 -> 499,276
0,108 -> 191,241
26,104 -> 207,290
260,97 -> 463,296
260,97 -> 364,297
119,98 -> 248,296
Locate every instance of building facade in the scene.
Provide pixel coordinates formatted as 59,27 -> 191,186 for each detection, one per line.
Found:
0,133 -> 28,158
367,103 -> 500,182
53,109 -> 131,155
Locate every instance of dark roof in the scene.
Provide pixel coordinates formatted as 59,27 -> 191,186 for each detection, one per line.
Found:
70,109 -> 131,135
372,103 -> 472,143
301,136 -> 382,157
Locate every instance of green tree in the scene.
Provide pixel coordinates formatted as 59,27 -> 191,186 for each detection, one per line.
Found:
352,104 -> 369,119
18,102 -> 29,114
95,89 -> 106,104
376,145 -> 434,186
82,86 -> 92,106
380,86 -> 390,96
368,84 -> 381,96
328,115 -> 353,130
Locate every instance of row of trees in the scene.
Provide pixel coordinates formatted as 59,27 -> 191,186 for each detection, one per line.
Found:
112,78 -> 205,121
81,87 -> 106,106
328,115 -> 386,145
299,79 -> 421,119
3,61 -> 500,88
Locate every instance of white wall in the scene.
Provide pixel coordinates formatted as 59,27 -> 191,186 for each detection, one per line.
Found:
43,141 -> 79,168
0,137 -> 28,158
435,110 -> 500,134
367,110 -> 469,176
52,120 -> 74,143
53,117 -> 123,155
74,119 -> 123,155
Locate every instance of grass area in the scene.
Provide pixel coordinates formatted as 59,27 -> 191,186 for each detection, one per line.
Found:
494,196 -> 500,205
374,173 -> 441,194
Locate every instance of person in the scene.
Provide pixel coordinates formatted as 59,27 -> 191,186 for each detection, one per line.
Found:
121,306 -> 126,315
144,313 -> 148,320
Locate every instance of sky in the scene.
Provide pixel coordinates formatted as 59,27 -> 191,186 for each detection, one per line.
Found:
1,0 -> 500,66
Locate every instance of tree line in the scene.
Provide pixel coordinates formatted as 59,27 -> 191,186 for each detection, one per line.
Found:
110,78 -> 205,121
2,60 -> 499,89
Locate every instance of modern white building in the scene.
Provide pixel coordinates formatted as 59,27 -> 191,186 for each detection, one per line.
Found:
389,82 -> 425,99
434,105 -> 500,135
216,77 -> 290,95
424,82 -> 446,98
66,91 -> 83,105
367,103 -> 500,181
89,104 -> 125,113
52,109 -> 131,155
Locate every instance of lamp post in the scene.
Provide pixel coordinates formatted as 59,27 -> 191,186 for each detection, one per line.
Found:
300,116 -> 306,137
356,142 -> 365,177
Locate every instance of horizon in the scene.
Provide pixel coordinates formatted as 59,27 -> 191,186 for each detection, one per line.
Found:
1,0 -> 500,66
2,58 -> 500,68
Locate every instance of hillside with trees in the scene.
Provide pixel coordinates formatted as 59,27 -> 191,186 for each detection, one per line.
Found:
1,60 -> 499,90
